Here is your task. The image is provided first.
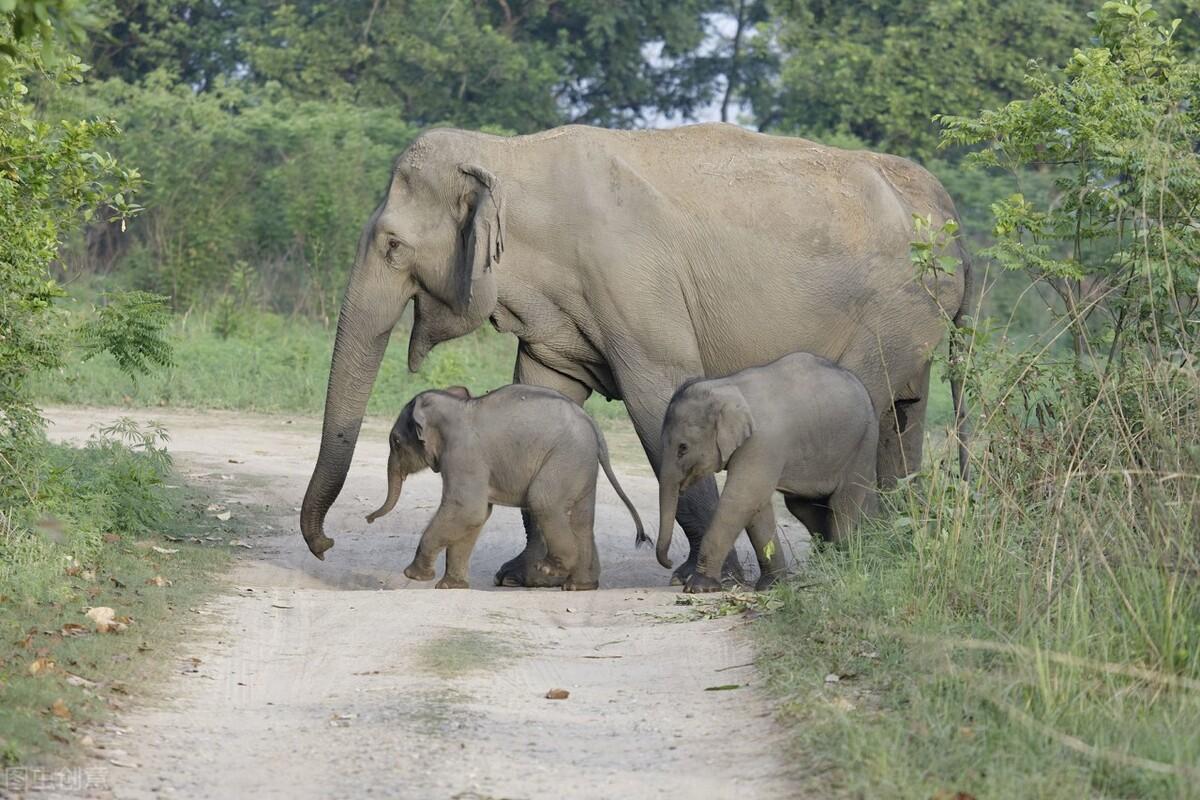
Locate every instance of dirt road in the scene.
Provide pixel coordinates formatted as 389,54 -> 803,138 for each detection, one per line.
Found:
44,406 -> 809,799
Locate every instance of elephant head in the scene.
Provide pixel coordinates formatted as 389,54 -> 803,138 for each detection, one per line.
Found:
365,387 -> 471,524
656,382 -> 754,569
300,131 -> 505,559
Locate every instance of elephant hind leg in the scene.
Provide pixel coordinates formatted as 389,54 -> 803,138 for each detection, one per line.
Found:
562,495 -> 600,592
876,363 -> 931,489
784,494 -> 832,543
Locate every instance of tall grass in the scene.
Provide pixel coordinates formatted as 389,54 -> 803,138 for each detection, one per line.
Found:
759,338 -> 1200,797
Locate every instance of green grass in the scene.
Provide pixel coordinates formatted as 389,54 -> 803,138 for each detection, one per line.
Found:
33,305 -> 957,448
32,307 -> 637,423
0,422 -> 233,767
756,362 -> 1200,799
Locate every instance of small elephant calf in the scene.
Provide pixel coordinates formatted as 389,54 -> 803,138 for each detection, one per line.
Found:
656,352 -> 878,593
368,385 -> 646,590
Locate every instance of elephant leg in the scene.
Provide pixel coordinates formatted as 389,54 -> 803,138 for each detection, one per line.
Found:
495,347 -> 592,588
876,363 -> 931,489
530,501 -> 579,582
406,496 -> 488,582
622,380 -> 744,586
745,502 -> 787,591
688,469 -> 770,593
563,494 -> 600,592
438,505 -> 491,589
784,494 -> 832,544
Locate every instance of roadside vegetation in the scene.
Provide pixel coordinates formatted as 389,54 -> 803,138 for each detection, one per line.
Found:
1,2 -> 228,768
759,5 -> 1200,797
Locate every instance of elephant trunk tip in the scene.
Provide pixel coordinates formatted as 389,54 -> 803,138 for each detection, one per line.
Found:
304,532 -> 335,560
656,547 -> 673,570
300,507 -> 336,561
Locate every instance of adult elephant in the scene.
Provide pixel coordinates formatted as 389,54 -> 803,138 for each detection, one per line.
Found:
300,123 -> 971,586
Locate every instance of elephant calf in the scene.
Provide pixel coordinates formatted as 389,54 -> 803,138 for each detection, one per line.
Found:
367,385 -> 646,590
656,353 -> 879,593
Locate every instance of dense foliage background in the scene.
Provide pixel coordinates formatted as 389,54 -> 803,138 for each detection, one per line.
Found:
41,0 -> 1197,318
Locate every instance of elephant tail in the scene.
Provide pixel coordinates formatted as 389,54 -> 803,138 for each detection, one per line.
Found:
587,416 -> 649,548
949,236 -> 976,482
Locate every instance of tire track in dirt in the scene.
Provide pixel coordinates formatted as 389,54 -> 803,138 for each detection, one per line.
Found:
43,407 -> 808,799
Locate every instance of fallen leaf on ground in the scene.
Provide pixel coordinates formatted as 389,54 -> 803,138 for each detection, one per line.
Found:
65,673 -> 97,688
86,607 -> 128,633
704,684 -> 742,691
545,688 -> 570,700
151,546 -> 178,555
60,623 -> 89,637
271,603 -> 293,609
229,539 -> 253,549
824,673 -> 840,684
329,712 -> 357,727
227,459 -> 243,464
65,565 -> 82,577
109,759 -> 138,768
50,699 -> 71,719
216,511 -> 232,522
145,576 -> 171,587
28,657 -> 54,676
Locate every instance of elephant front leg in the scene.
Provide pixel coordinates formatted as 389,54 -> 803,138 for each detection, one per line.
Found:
686,471 -> 769,593
745,503 -> 787,591
406,500 -> 487,583
622,381 -> 743,587
438,505 -> 491,589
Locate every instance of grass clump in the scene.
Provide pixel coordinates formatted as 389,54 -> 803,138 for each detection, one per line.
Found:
759,357 -> 1200,798
0,420 -> 230,767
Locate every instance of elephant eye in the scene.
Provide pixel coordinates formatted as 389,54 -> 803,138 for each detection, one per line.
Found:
387,237 -> 401,251
676,442 -> 689,458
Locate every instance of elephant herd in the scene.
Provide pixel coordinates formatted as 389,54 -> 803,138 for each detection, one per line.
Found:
299,122 -> 972,591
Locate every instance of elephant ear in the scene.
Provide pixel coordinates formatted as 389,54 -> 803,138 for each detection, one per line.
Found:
451,164 -> 504,316
712,386 -> 755,468
411,394 -> 445,471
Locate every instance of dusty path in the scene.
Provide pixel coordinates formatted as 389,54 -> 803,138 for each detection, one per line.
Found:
43,406 -> 809,799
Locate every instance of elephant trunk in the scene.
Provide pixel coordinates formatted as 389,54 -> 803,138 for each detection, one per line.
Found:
656,468 -> 681,570
366,450 -> 405,523
300,290 -> 404,559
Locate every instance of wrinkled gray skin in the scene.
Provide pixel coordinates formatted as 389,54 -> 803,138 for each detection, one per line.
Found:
365,384 -> 647,591
300,123 -> 971,588
658,353 -> 879,593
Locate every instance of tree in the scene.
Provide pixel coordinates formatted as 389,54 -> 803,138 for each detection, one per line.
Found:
1,9 -> 168,461
85,0 -> 260,90
940,0 -> 1199,368
762,0 -> 1096,158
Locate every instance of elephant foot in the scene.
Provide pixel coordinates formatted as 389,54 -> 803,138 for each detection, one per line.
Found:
436,575 -> 470,589
562,578 -> 598,591
671,552 -> 745,587
404,562 -> 436,582
683,572 -> 724,594
493,553 -> 567,588
754,571 -> 785,592
305,534 -> 334,560
533,557 -> 570,579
